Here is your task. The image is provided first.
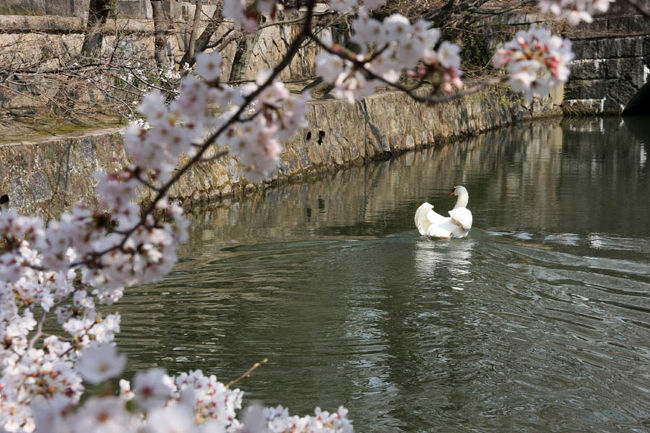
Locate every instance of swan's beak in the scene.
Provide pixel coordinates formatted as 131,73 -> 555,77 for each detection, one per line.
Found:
449,191 -> 456,197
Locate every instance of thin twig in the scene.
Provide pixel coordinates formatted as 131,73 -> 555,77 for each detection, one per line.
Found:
625,0 -> 650,17
198,149 -> 229,163
28,310 -> 47,350
226,358 -> 268,389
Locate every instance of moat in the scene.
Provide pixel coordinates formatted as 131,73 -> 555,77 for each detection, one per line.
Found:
118,116 -> 650,432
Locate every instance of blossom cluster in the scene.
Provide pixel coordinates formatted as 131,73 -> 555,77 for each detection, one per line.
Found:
315,9 -> 463,103
493,26 -> 574,101
24,361 -> 245,433
219,72 -> 308,181
258,405 -> 353,433
537,0 -> 615,25
0,163 -> 186,431
0,47 -> 337,433
125,53 -> 307,182
23,358 -> 353,433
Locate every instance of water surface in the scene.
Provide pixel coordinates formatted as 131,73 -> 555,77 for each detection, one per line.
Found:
118,117 -> 650,432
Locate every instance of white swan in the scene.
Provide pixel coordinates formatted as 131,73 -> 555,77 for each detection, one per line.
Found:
414,186 -> 473,239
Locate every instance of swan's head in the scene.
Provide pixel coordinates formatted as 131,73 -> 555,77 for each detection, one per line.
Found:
450,186 -> 469,208
449,185 -> 468,197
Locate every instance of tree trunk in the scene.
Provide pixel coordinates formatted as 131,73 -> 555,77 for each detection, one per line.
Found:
425,0 -> 457,27
179,1 -> 224,68
151,0 -> 170,68
81,0 -> 115,58
185,0 -> 203,64
228,31 -> 260,82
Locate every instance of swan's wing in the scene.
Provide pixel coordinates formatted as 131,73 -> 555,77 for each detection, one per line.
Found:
448,207 -> 473,231
416,203 -> 458,238
427,207 -> 449,225
414,203 -> 434,236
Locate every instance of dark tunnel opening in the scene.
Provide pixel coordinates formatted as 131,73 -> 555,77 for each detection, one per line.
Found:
623,80 -> 650,115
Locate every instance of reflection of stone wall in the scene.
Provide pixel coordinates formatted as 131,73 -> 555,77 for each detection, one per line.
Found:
180,119 -> 567,246
0,83 -> 562,217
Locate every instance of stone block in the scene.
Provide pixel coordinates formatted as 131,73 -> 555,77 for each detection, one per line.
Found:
570,59 -> 607,79
116,0 -> 151,18
564,79 -> 609,99
605,58 -> 646,87
606,15 -> 650,34
607,78 -> 640,107
600,37 -> 644,58
571,40 -> 600,59
575,17 -> 608,33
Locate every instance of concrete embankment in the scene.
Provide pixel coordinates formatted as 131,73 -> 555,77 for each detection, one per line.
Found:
0,83 -> 563,217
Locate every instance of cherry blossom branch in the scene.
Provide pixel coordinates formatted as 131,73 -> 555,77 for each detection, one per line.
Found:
27,310 -> 47,351
143,0 -> 315,212
68,0 -> 317,268
309,31 -> 507,104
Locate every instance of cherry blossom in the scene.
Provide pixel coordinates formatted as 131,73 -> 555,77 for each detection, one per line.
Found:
223,0 -> 261,32
76,344 -> 126,385
493,26 -> 574,101
195,51 -> 223,82
537,0 -> 615,25
132,368 -> 175,410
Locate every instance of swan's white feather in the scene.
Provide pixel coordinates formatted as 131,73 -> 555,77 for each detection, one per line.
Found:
449,207 -> 473,231
414,203 -> 435,235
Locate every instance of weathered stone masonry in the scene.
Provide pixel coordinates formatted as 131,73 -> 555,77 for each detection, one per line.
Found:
563,1 -> 650,114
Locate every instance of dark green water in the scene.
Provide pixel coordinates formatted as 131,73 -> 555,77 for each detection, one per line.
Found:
118,117 -> 650,432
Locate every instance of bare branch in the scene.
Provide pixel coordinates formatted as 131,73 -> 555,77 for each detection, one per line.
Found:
625,0 -> 650,17
198,149 -> 229,164
226,358 -> 268,389
27,310 -> 47,351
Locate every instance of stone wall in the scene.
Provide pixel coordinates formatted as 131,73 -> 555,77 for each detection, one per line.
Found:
0,83 -> 563,217
563,2 -> 650,114
0,0 -> 90,17
0,1 -> 202,19
0,13 -> 319,112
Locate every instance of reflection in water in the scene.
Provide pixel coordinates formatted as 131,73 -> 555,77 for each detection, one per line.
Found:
414,240 -> 474,286
118,116 -> 650,433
